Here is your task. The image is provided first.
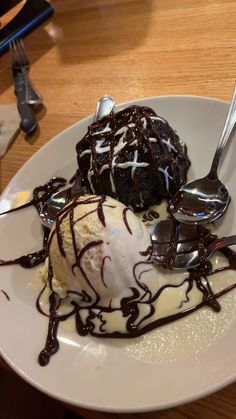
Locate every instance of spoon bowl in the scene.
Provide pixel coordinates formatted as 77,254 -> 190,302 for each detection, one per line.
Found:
169,176 -> 230,224
39,187 -> 71,229
151,219 -> 236,270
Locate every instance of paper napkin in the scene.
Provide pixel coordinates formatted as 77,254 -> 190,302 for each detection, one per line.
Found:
0,104 -> 20,158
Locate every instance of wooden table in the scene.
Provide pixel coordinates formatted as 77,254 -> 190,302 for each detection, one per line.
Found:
1,1 -> 236,417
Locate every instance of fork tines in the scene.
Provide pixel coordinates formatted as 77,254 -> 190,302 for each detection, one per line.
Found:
10,38 -> 30,70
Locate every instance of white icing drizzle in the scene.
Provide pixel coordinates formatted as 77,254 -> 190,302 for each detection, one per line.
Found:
80,110 -> 175,196
88,169 -> 95,193
129,139 -> 138,146
161,138 -> 177,153
79,149 -> 91,158
111,157 -> 117,193
87,152 -> 96,193
116,126 -> 128,136
98,163 -> 116,192
139,192 -> 144,207
151,116 -> 167,124
110,173 -> 116,193
113,133 -> 127,154
95,139 -> 110,154
83,123 -> 143,193
158,167 -> 173,191
91,122 -> 111,136
79,132 -> 156,160
116,161 -> 149,170
141,117 -> 147,129
99,164 -> 110,175
131,149 -> 138,179
149,137 -> 157,143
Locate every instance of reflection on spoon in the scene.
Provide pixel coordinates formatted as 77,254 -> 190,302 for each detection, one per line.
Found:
151,219 -> 236,270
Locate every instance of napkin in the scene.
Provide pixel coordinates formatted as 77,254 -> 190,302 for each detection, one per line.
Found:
0,104 -> 20,158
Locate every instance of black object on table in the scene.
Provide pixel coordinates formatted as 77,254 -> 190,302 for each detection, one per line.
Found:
0,0 -> 54,55
0,1 -> 23,17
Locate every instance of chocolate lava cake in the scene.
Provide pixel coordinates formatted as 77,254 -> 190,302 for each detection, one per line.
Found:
76,105 -> 190,211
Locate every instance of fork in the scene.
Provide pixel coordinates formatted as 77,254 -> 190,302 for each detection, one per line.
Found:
10,39 -> 43,106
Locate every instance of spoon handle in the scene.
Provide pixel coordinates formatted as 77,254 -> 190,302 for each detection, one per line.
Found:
209,234 -> 236,253
94,96 -> 115,122
209,83 -> 236,178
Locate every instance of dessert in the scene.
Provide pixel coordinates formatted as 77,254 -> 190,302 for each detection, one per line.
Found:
0,103 -> 236,369
76,105 -> 190,211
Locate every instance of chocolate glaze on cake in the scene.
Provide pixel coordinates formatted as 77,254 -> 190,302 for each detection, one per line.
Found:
76,105 -> 190,211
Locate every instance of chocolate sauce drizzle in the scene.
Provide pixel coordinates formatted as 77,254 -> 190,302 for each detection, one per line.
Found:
1,289 -> 10,301
122,208 -> 133,234
38,292 -> 60,366
0,177 -> 67,217
38,248 -> 236,355
0,249 -> 48,269
142,209 -> 159,223
101,256 -> 111,288
153,220 -> 217,270
1,175 -> 236,368
37,197 -> 236,365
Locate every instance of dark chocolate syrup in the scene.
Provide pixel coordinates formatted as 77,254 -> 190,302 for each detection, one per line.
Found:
165,221 -> 180,269
1,176 -> 236,367
38,292 -> 60,366
38,209 -> 236,365
0,177 -> 67,217
122,208 -> 133,234
153,220 -> 217,270
101,256 -> 111,288
0,249 -> 47,268
142,210 -> 160,223
1,289 -> 10,301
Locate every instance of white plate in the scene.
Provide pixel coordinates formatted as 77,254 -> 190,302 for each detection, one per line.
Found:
1,96 -> 236,413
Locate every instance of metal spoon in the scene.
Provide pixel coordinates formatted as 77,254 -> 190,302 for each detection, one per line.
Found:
151,219 -> 236,270
39,96 -> 115,229
94,95 -> 114,121
169,83 -> 236,224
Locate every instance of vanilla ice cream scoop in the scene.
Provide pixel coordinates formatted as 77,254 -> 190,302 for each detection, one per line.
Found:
43,195 -> 153,307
